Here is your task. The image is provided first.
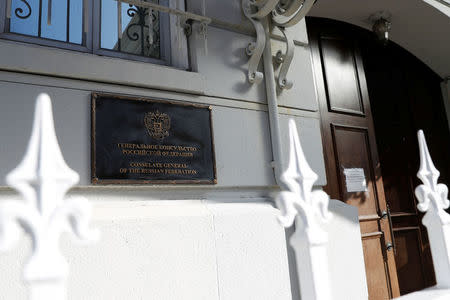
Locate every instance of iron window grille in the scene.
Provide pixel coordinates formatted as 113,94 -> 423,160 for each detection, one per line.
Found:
0,0 -> 176,66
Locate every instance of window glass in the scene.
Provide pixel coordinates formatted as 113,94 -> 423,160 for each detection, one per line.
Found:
2,0 -> 181,65
100,0 -> 161,59
10,0 -> 39,37
8,0 -> 83,44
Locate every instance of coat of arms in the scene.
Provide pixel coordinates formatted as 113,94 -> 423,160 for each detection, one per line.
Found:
144,110 -> 171,140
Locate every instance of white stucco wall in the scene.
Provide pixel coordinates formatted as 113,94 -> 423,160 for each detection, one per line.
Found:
0,195 -> 367,300
0,1 -> 368,299
0,192 -> 292,300
325,200 -> 368,300
0,75 -> 325,187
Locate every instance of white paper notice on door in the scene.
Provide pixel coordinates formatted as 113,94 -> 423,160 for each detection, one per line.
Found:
343,168 -> 368,193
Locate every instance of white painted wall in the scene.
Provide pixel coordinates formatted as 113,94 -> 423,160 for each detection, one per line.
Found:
284,199 -> 368,300
188,22 -> 319,112
0,192 -> 292,300
325,200 -> 368,300
0,76 -> 325,187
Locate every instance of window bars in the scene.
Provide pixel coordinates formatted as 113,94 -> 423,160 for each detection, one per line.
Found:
4,0 -> 208,60
5,0 -> 86,45
115,0 -> 211,24
113,0 -> 162,58
115,0 -> 211,53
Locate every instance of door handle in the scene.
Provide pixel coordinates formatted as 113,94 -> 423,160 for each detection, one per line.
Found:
381,206 -> 396,255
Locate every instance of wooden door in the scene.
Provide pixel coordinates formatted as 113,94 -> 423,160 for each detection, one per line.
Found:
308,18 -> 400,299
361,36 -> 450,295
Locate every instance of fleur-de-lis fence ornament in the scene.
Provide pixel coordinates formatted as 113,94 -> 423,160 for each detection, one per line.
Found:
0,94 -> 98,300
276,119 -> 332,300
415,130 -> 450,288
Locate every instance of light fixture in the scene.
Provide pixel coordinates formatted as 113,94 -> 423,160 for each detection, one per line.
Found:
372,18 -> 392,44
368,11 -> 392,45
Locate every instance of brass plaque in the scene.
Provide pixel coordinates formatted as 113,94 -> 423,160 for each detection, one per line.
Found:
91,93 -> 216,184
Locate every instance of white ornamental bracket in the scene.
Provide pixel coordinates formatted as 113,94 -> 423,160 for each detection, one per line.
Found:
242,0 -> 315,89
415,130 -> 450,288
276,119 -> 332,300
0,94 -> 98,300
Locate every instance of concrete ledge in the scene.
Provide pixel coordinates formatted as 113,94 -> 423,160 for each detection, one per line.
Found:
0,199 -> 292,300
395,287 -> 450,299
325,200 -> 368,300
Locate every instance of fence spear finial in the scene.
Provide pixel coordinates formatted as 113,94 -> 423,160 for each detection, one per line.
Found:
414,130 -> 450,289
275,119 -> 332,300
0,93 -> 98,300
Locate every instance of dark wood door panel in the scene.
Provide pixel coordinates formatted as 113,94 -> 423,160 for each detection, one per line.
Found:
394,228 -> 427,294
383,171 -> 416,214
331,124 -> 379,216
319,36 -> 365,116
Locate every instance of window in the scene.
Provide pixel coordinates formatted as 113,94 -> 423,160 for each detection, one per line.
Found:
0,0 -> 187,67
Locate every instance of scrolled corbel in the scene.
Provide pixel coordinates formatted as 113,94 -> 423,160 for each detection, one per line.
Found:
276,27 -> 294,90
272,0 -> 316,27
246,0 -> 279,19
242,0 -> 317,87
243,0 -> 266,84
273,0 -> 303,19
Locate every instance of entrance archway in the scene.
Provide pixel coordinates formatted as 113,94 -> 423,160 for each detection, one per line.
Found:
307,17 -> 450,298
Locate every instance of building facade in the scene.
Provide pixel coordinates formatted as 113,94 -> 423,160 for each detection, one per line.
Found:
0,0 -> 449,299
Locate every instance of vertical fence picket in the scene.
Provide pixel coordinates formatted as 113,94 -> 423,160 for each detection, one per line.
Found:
415,130 -> 450,289
276,119 -> 333,300
0,93 -> 98,300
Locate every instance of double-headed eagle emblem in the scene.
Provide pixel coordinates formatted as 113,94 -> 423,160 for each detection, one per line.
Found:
144,110 -> 171,140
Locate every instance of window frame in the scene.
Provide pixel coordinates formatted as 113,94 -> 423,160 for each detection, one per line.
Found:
0,0 -> 187,68
0,0 -> 93,53
93,0 -> 171,65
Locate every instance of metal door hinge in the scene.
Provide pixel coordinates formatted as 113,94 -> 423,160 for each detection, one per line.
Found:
380,206 -> 396,255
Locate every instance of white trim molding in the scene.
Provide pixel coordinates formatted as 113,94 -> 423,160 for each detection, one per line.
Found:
0,39 -> 206,95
